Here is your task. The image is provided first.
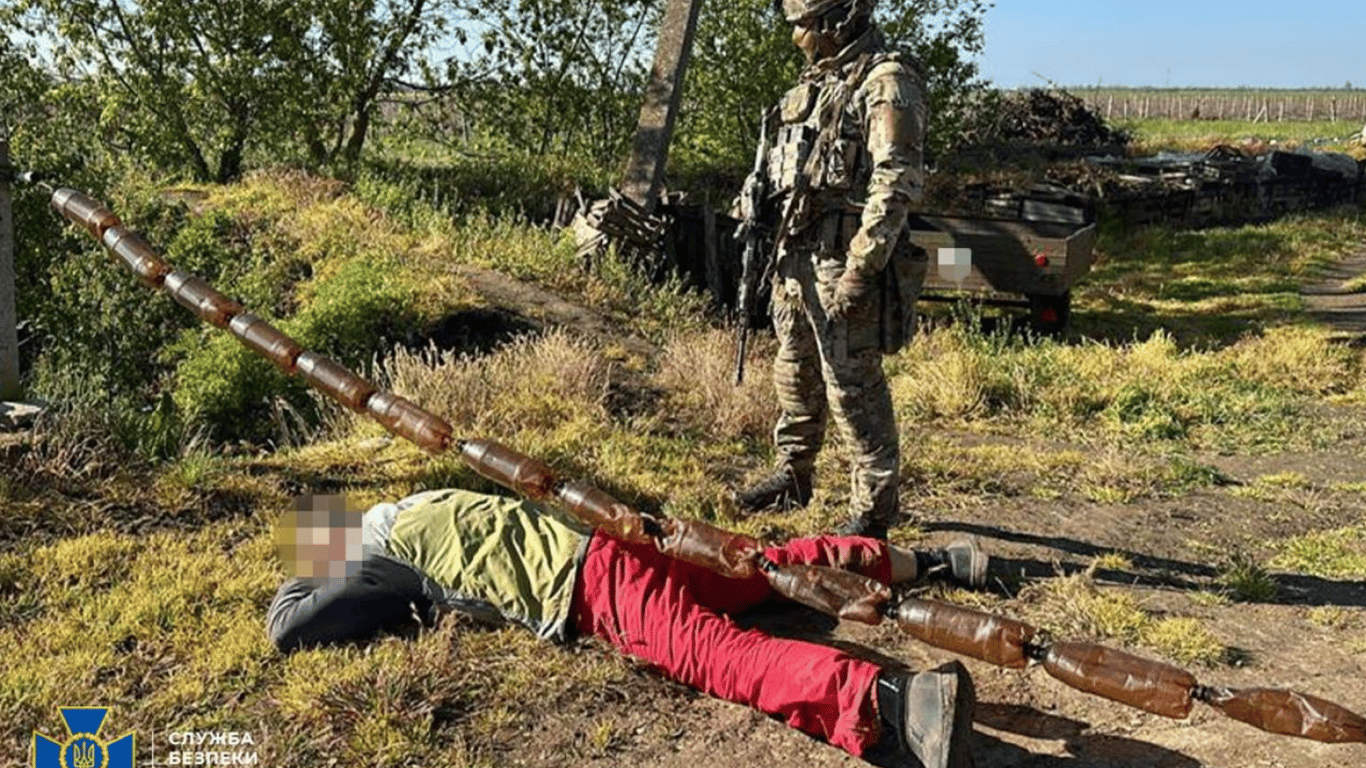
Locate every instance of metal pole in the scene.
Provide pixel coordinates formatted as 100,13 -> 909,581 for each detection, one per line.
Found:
0,134 -> 22,401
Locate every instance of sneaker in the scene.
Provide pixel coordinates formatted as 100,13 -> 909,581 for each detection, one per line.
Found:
836,515 -> 889,541
928,538 -> 989,590
733,468 -> 811,514
876,661 -> 976,768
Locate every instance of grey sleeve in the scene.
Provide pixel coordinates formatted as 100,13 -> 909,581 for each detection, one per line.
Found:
265,556 -> 433,653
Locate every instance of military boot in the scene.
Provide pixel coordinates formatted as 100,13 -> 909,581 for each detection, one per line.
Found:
733,467 -> 812,515
875,661 -> 976,768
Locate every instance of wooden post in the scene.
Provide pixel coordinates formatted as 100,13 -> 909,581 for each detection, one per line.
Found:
0,134 -> 21,401
620,0 -> 703,211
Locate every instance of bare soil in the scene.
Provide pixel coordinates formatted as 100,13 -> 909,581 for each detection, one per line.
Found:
449,253 -> 1366,768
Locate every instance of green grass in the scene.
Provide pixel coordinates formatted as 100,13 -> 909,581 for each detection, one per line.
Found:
1019,567 -> 1228,667
1270,527 -> 1366,579
1122,118 -> 1364,153
1218,553 -> 1281,603
1080,208 -> 1366,345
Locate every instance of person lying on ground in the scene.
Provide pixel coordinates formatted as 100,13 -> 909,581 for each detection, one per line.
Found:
267,488 -> 992,768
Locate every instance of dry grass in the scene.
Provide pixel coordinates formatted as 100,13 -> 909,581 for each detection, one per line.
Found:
653,328 -> 780,444
379,330 -> 614,441
885,322 -> 1360,453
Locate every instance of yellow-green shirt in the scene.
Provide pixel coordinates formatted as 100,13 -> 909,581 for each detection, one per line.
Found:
384,489 -> 592,641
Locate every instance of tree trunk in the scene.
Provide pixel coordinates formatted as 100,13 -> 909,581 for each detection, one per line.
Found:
0,136 -> 20,400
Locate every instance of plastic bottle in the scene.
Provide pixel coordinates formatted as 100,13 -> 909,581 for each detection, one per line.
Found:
1043,642 -> 1195,719
555,480 -> 655,545
657,518 -> 760,579
294,352 -> 378,413
101,227 -> 170,287
1200,687 -> 1366,743
892,598 -> 1037,669
364,391 -> 453,454
52,189 -> 121,239
162,271 -> 244,329
459,438 -> 560,500
762,561 -> 891,625
227,313 -> 304,373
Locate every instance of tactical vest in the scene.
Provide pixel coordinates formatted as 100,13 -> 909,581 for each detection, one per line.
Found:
765,58 -> 880,204
764,50 -> 929,356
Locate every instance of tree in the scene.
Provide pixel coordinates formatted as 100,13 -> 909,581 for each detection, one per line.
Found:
435,0 -> 662,165
5,0 -> 453,181
675,0 -> 994,172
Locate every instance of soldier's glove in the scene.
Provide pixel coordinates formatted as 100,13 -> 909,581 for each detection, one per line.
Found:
732,172 -> 763,221
827,267 -> 876,325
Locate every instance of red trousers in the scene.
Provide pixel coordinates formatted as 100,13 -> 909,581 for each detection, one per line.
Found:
572,533 -> 891,757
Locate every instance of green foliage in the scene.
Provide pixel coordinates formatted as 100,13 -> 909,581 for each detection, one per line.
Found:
7,0 -> 452,181
358,152 -> 614,223
675,0 -> 993,173
673,0 -> 801,172
437,0 -> 660,164
1218,552 -> 1280,603
170,215 -> 419,443
289,257 -> 419,364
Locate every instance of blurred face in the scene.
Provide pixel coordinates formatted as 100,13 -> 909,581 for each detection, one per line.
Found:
276,494 -> 364,581
791,18 -> 841,63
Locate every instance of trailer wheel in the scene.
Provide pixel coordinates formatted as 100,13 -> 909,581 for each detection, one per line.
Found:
1028,292 -> 1071,335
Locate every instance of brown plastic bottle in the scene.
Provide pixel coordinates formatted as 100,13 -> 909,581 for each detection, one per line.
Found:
162,271 -> 244,329
657,518 -> 760,579
555,480 -> 654,545
1043,642 -> 1195,719
459,438 -> 560,500
364,391 -> 453,454
294,352 -> 379,413
53,189 -> 121,239
1201,687 -> 1366,743
763,562 -> 891,625
892,598 -> 1037,669
227,313 -> 304,373
101,227 -> 170,287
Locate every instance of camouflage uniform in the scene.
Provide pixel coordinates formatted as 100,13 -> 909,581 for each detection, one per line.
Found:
755,19 -> 928,530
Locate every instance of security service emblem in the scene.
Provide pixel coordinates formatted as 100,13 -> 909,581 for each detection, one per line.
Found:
33,708 -> 134,768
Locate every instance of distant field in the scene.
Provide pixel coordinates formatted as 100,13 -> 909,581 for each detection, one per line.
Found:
1054,87 -> 1366,124
1120,118 -> 1365,153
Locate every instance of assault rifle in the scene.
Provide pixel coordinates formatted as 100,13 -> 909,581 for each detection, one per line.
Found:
732,110 -> 772,386
733,109 -> 814,385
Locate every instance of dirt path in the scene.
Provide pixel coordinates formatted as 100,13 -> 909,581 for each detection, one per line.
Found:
1303,247 -> 1366,340
453,263 -> 658,361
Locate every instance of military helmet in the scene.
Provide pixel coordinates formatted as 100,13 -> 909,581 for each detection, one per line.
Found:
778,0 -> 873,25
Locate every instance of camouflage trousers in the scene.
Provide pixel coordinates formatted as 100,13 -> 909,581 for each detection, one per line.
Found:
770,246 -> 900,526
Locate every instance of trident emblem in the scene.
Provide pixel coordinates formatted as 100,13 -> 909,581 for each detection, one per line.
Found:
32,708 -> 133,768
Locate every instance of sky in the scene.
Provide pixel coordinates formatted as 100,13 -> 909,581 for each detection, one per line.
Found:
978,0 -> 1366,89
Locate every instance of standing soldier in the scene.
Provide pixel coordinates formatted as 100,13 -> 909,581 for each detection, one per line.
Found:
734,0 -> 928,539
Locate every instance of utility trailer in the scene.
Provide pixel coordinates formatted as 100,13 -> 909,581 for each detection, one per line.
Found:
905,212 -> 1099,333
